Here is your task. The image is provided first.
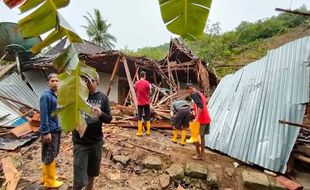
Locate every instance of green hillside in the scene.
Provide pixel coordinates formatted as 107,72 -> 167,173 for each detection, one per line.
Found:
122,5 -> 310,78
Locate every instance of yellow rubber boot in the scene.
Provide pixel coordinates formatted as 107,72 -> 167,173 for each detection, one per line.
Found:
40,164 -> 45,185
44,161 -> 63,188
146,121 -> 151,135
41,164 -> 58,184
171,129 -> 178,143
180,129 -> 187,146
186,121 -> 200,143
136,120 -> 143,136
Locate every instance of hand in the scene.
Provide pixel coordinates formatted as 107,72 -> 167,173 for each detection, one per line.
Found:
92,107 -> 102,118
43,133 -> 52,144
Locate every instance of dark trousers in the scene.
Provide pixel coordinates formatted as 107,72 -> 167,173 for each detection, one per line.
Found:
41,131 -> 61,164
138,105 -> 150,121
173,107 -> 191,130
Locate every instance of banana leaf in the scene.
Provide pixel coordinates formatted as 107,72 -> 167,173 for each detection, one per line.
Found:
18,0 -> 58,37
57,66 -> 92,137
19,0 -> 69,13
30,25 -> 82,54
159,0 -> 212,40
52,44 -> 79,73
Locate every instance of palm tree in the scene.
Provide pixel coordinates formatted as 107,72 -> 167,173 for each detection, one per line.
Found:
82,9 -> 117,50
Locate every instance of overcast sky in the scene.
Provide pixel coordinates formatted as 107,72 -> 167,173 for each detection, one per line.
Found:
0,0 -> 309,50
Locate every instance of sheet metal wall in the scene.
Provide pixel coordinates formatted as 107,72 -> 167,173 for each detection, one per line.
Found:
206,37 -> 310,173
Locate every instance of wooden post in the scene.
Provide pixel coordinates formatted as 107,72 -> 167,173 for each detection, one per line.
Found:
106,56 -> 121,96
122,57 -> 138,110
153,71 -> 157,85
123,68 -> 139,106
279,120 -> 310,129
0,63 -> 16,79
275,8 -> 310,16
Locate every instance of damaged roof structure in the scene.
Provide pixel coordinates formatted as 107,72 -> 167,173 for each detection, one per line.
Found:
20,38 -> 218,126
0,38 -> 218,149
1,33 -> 310,176
206,36 -> 310,173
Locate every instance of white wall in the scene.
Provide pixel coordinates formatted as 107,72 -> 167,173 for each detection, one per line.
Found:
97,72 -> 119,103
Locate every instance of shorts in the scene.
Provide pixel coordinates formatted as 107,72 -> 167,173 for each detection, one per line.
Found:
138,105 -> 150,121
73,140 -> 103,189
173,107 -> 191,130
200,124 -> 210,137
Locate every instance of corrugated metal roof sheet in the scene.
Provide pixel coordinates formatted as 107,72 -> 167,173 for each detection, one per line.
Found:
0,73 -> 39,109
23,70 -> 47,97
0,133 -> 39,150
206,36 -> 310,173
0,100 -> 21,127
46,38 -> 105,56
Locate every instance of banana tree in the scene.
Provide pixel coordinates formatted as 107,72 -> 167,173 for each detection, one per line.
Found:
2,0 -> 212,136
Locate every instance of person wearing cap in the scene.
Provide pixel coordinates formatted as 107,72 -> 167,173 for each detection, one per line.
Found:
40,73 -> 63,188
72,72 -> 112,190
186,83 -> 211,160
135,71 -> 151,136
170,99 -> 193,146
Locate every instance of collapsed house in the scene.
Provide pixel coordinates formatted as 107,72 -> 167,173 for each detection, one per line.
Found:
206,36 -> 310,173
0,38 -> 218,149
21,38 -> 218,126
2,31 -> 309,176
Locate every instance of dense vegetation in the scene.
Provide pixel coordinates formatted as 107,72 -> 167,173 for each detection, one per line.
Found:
186,5 -> 310,77
121,43 -> 169,60
126,5 -> 310,77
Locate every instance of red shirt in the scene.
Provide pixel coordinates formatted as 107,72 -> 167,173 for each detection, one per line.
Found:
135,79 -> 151,105
193,91 -> 211,124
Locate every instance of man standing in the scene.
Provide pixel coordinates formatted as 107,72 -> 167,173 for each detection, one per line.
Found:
72,72 -> 112,190
135,71 -> 151,136
186,83 -> 211,160
40,73 -> 63,188
170,99 -> 192,146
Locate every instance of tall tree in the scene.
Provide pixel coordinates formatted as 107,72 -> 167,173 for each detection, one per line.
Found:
82,9 -> 116,50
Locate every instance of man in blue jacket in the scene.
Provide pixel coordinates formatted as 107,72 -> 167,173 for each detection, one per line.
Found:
40,73 -> 63,188
73,72 -> 112,190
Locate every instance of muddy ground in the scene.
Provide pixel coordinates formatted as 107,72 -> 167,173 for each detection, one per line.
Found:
0,125 -> 267,190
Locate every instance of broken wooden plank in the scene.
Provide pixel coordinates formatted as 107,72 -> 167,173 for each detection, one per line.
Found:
0,63 -> 16,79
1,157 -> 22,190
10,122 -> 32,137
155,111 -> 171,120
127,141 -> 171,157
294,154 -> 310,164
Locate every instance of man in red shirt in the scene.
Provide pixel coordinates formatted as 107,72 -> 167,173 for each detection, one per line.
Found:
186,83 -> 211,160
135,71 -> 151,136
